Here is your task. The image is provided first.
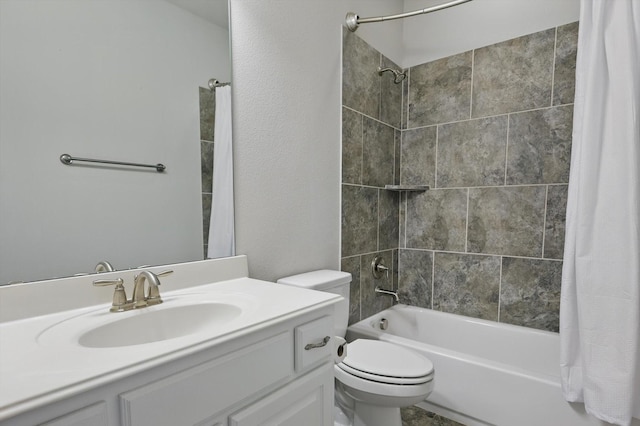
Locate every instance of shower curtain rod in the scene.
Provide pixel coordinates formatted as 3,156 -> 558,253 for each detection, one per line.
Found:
345,0 -> 473,32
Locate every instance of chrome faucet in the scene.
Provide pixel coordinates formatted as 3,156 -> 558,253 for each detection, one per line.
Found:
375,286 -> 400,303
95,261 -> 115,273
132,270 -> 173,308
93,269 -> 173,312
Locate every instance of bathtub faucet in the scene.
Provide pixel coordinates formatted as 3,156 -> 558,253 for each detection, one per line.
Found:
375,286 -> 399,303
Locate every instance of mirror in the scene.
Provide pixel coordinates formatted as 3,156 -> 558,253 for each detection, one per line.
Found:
0,0 -> 231,284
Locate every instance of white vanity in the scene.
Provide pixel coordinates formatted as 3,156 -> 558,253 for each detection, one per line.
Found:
0,256 -> 340,426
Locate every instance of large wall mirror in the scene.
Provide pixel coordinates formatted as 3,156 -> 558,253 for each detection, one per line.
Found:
0,0 -> 232,284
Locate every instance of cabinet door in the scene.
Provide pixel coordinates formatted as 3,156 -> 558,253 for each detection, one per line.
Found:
120,332 -> 292,426
229,363 -> 333,426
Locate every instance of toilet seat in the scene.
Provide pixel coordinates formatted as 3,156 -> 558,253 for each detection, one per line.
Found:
338,339 -> 434,385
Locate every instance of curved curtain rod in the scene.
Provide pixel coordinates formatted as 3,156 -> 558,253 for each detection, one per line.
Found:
345,0 -> 473,32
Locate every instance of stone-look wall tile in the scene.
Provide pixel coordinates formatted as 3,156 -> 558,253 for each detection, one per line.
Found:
472,29 -> 555,117
507,106 -> 573,185
201,141 -> 214,194
399,193 -> 407,248
341,256 -> 361,325
379,189 -> 400,251
408,51 -> 472,127
342,107 -> 363,185
380,55 -> 403,129
394,130 -> 401,185
401,126 -> 436,187
544,185 -> 568,259
406,189 -> 468,251
500,257 -> 563,331
199,87 -> 215,142
361,251 -> 395,318
554,22 -> 579,106
398,249 -> 433,308
437,116 -> 508,188
342,185 -> 378,257
392,249 -> 399,290
202,193 -> 211,253
402,407 -> 465,426
433,252 -> 500,321
343,29 -> 380,120
363,117 -> 395,187
468,186 -> 546,257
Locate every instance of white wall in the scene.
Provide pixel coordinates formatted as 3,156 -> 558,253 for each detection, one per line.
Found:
0,0 -> 229,283
229,0 -> 403,281
401,0 -> 580,66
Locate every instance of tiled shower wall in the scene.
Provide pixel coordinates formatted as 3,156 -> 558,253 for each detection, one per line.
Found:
341,28 -> 405,325
200,87 -> 215,258
342,22 -> 578,332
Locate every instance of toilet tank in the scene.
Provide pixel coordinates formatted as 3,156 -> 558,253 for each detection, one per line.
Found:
277,270 -> 351,338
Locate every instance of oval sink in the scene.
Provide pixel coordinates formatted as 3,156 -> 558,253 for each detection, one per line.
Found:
78,303 -> 241,348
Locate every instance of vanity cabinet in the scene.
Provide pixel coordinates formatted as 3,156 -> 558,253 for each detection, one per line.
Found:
2,309 -> 335,426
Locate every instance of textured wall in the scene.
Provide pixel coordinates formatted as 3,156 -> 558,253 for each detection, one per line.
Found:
229,0 -> 403,282
342,22 -> 578,332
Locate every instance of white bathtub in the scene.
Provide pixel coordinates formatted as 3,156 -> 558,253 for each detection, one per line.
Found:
346,305 -> 636,426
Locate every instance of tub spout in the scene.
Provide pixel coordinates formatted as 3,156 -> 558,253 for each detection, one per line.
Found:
375,286 -> 399,303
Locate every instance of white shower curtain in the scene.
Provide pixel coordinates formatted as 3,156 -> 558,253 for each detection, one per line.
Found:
207,85 -> 235,259
560,1 -> 640,425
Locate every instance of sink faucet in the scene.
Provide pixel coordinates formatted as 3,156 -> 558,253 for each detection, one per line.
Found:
132,270 -> 174,308
95,261 -> 115,273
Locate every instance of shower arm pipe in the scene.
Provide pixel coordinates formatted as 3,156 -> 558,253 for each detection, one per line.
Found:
346,0 -> 473,32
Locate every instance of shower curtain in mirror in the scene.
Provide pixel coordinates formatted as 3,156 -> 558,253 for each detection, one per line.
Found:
560,1 -> 640,425
207,85 -> 235,259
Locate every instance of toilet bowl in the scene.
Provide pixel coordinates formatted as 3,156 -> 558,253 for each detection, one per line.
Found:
277,270 -> 435,426
334,339 -> 434,426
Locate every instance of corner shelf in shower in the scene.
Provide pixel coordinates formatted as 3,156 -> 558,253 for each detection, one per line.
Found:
384,185 -> 430,192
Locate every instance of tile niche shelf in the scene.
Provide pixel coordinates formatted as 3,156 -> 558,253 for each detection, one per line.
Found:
384,185 -> 430,192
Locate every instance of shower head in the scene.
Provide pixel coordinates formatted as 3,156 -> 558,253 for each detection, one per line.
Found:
377,67 -> 407,84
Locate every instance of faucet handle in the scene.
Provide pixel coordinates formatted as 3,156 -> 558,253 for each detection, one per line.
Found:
146,270 -> 173,305
93,278 -> 129,312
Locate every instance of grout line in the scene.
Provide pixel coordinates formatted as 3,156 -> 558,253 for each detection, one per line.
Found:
465,188 -> 470,253
434,125 -> 439,189
403,193 -> 408,248
497,256 -> 503,322
342,106 -> 403,132
376,189 -> 381,251
377,248 -> 564,262
470,49 -> 475,119
504,114 -> 510,185
394,102 -> 575,132
359,114 -> 364,185
541,185 -> 549,258
550,26 -> 558,107
431,251 -> 435,310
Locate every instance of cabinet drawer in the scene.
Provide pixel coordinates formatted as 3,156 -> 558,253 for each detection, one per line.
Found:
295,316 -> 333,372
120,331 -> 293,426
39,402 -> 107,426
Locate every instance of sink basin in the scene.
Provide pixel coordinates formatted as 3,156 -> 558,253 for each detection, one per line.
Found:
36,297 -> 246,349
78,303 -> 242,348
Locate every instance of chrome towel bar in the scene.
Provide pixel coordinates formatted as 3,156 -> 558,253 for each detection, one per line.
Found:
59,153 -> 166,172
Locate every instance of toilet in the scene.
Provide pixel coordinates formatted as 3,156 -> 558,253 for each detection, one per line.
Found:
277,270 -> 434,426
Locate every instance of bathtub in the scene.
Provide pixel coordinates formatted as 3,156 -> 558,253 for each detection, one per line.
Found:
346,305 -> 629,426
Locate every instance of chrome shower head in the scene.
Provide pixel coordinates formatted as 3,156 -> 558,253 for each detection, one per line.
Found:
377,66 -> 407,84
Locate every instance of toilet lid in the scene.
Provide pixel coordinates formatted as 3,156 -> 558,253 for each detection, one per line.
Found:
339,339 -> 433,384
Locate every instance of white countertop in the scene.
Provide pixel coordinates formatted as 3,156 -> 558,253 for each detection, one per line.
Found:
0,258 -> 340,421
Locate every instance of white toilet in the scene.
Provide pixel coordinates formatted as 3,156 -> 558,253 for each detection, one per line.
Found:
277,270 -> 434,426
